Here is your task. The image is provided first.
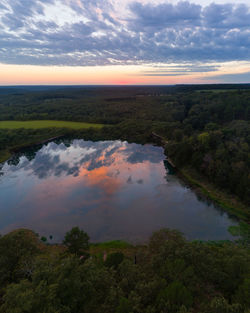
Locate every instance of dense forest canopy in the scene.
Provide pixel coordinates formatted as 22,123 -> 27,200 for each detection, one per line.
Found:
0,227 -> 249,313
0,85 -> 250,124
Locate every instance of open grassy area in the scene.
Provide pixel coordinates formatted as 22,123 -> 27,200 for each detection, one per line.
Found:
90,240 -> 137,259
0,120 -> 105,129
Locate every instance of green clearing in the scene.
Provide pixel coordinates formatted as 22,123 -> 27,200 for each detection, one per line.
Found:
0,120 -> 105,129
90,240 -> 136,259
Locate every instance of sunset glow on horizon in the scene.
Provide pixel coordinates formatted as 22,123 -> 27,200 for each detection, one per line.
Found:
1,61 -> 250,85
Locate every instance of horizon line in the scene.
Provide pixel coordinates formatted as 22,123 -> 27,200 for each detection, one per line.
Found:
1,83 -> 250,87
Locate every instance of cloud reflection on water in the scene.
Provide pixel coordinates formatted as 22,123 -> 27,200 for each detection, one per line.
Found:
0,139 -> 238,242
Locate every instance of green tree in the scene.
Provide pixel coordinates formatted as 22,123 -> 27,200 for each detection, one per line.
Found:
116,297 -> 132,313
0,257 -> 115,313
63,227 -> 89,257
105,252 -> 124,269
0,229 -> 40,287
157,281 -> 193,313
209,297 -> 242,313
234,279 -> 250,309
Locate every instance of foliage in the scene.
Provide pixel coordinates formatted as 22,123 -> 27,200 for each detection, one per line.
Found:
91,240 -> 132,249
0,229 -> 41,289
228,222 -> 250,247
63,227 -> 89,257
157,281 -> 193,312
0,227 -> 249,313
105,252 -> 124,269
40,236 -> 47,242
116,297 -> 132,313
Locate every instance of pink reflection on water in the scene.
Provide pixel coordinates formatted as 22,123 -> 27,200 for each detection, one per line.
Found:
0,140 -> 237,242
3,142 -> 164,241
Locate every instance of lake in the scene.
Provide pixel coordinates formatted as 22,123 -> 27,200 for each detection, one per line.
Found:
0,139 -> 238,242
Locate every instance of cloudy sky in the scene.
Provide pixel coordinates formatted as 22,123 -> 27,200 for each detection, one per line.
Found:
0,0 -> 250,85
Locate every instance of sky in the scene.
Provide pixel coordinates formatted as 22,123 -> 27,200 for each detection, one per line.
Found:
0,0 -> 250,85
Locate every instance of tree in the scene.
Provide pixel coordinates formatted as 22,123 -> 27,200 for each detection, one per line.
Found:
63,227 -> 89,257
116,297 -> 132,313
0,229 -> 40,287
234,279 -> 250,309
157,281 -> 193,313
105,252 -> 124,269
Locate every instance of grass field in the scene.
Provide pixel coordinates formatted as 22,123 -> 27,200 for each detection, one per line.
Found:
0,120 -> 105,129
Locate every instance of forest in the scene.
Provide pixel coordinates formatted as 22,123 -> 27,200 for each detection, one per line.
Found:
0,227 -> 249,313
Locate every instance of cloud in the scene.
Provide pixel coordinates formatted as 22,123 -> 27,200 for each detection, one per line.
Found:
129,1 -> 202,29
140,64 -> 220,76
0,0 -> 249,66
203,72 -> 250,83
125,144 -> 164,163
202,3 -> 250,29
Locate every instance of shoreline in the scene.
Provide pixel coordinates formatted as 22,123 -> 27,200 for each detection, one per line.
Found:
10,135 -> 65,153
0,135 -> 65,164
152,131 -> 249,224
177,167 -> 249,223
164,158 -> 249,224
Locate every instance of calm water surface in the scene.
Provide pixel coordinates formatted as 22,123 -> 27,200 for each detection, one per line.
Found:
0,139 -> 237,242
